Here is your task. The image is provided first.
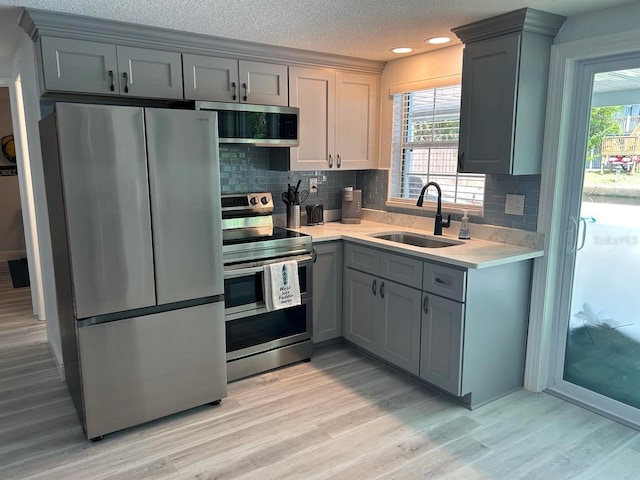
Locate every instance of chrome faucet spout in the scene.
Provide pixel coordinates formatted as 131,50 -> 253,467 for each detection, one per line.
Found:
415,181 -> 451,235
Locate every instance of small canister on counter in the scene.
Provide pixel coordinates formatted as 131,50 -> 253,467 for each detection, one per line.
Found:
286,204 -> 300,229
305,204 -> 324,226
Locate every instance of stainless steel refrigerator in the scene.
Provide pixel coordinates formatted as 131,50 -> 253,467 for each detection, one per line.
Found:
39,103 -> 227,440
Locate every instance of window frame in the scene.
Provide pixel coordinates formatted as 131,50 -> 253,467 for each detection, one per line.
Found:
387,83 -> 485,216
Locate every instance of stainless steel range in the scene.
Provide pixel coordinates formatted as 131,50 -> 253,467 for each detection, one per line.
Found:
221,192 -> 313,381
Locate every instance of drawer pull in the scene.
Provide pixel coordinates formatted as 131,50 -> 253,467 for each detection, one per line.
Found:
435,276 -> 452,286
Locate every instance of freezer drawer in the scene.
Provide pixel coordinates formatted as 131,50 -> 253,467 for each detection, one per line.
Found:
77,302 -> 227,439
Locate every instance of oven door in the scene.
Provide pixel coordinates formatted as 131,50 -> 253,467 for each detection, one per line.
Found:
223,254 -> 312,318
223,254 -> 313,361
225,299 -> 312,361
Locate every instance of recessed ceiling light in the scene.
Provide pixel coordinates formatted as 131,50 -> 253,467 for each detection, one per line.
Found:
391,47 -> 413,54
427,36 -> 451,45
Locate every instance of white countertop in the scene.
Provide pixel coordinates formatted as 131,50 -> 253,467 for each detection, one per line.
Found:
292,220 -> 544,269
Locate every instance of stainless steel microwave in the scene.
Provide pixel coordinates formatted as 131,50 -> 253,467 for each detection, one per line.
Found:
195,101 -> 299,147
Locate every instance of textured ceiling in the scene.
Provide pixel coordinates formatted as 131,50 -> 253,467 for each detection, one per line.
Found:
0,0 -> 636,65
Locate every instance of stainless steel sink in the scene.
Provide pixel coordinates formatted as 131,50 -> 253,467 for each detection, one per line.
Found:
369,232 -> 464,248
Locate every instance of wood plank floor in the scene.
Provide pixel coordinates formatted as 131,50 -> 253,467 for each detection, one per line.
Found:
1,263 -> 639,479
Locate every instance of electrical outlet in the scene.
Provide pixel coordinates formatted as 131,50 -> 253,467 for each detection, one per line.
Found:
505,194 -> 525,215
309,177 -> 318,190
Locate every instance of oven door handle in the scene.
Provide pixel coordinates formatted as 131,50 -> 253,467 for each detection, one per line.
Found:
224,254 -> 313,278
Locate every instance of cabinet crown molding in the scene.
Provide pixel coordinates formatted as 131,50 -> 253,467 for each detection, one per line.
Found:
17,8 -> 385,74
451,8 -> 566,44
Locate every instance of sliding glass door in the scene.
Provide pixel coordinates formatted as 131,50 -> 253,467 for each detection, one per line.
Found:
551,54 -> 640,427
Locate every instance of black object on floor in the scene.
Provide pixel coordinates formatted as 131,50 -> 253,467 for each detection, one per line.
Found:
8,258 -> 30,288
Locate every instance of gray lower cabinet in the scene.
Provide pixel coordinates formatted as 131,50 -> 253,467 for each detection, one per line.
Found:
312,242 -> 343,343
39,36 -> 183,98
344,241 -> 533,409
343,268 -> 377,351
421,259 -> 532,408
420,293 -> 464,395
344,243 -> 422,375
378,279 -> 421,375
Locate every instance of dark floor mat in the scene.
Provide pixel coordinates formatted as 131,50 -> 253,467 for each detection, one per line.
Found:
8,258 -> 30,288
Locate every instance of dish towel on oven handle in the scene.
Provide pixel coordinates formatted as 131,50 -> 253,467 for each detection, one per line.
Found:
264,260 -> 301,311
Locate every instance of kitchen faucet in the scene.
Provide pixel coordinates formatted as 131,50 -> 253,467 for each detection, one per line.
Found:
416,181 -> 451,235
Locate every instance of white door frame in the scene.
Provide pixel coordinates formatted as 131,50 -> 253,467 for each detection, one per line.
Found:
525,31 -> 640,399
0,74 -> 44,319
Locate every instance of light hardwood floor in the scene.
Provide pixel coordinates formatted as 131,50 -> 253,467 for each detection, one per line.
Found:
1,263 -> 639,480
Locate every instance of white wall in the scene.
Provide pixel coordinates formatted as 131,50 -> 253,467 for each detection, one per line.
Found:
0,87 -> 26,260
11,34 -> 61,373
378,44 -> 463,169
555,2 -> 640,45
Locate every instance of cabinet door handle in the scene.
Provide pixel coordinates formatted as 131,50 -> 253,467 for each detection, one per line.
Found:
242,82 -> 248,102
372,279 -> 377,296
108,70 -> 114,92
312,247 -> 317,263
380,281 -> 385,299
122,71 -> 129,93
435,276 -> 452,286
423,295 -> 429,314
231,82 -> 237,101
328,154 -> 334,168
457,151 -> 464,172
337,154 -> 341,168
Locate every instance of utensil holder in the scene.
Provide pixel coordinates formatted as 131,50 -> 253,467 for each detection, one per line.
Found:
286,204 -> 300,229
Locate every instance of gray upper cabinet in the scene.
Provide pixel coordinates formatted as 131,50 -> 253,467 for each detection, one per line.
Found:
453,8 -> 566,175
183,54 -> 288,106
41,37 -> 120,95
116,46 -> 183,99
39,36 -> 183,99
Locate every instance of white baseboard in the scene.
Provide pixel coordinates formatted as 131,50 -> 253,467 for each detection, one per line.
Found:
48,339 -> 65,381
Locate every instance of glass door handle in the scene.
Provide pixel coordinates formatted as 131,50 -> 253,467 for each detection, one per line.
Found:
567,216 -> 578,254
577,217 -> 587,252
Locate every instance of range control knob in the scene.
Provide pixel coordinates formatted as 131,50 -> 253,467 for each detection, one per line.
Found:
249,196 -> 258,205
261,196 -> 270,205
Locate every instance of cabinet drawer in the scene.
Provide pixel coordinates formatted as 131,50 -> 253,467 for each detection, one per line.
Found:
380,252 -> 423,289
344,243 -> 380,275
423,262 -> 466,302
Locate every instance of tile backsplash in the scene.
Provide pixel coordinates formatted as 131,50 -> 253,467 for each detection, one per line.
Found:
354,170 -> 541,231
218,146 -> 540,231
219,146 -> 355,213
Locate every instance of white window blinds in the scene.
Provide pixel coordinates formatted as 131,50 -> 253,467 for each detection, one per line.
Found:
390,85 -> 485,209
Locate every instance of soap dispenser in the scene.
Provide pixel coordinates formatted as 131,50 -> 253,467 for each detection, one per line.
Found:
459,210 -> 471,240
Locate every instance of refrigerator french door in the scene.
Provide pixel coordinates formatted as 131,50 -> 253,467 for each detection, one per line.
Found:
40,103 -> 227,440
